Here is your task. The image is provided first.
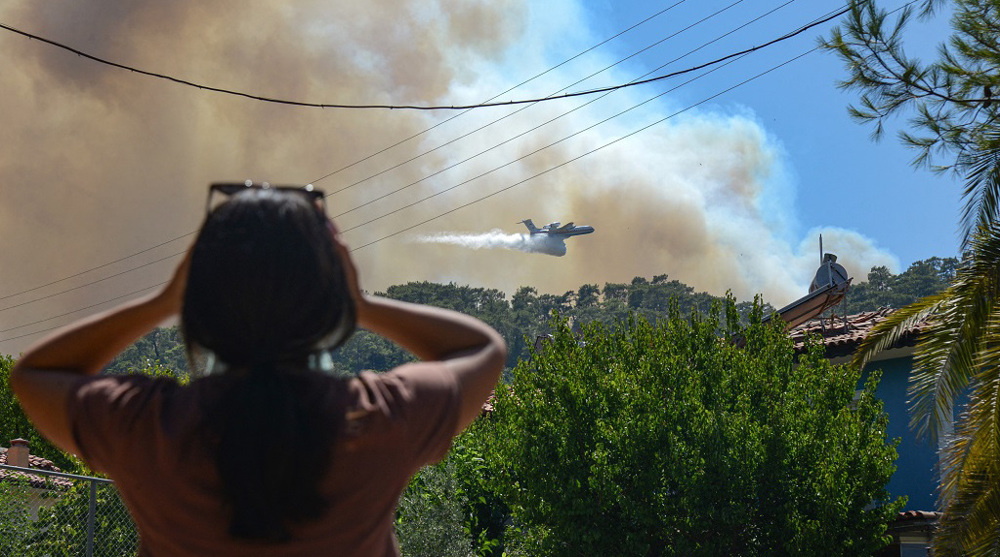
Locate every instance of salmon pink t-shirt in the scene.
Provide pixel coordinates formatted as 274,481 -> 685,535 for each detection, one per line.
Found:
68,363 -> 460,557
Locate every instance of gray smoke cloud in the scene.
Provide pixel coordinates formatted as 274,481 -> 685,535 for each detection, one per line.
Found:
0,0 -> 898,354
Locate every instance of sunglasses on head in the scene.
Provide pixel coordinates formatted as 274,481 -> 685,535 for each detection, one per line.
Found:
207,181 -> 327,215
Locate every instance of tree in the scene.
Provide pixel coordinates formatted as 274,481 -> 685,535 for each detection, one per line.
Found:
0,479 -> 34,555
826,0 -> 1000,552
479,304 -> 903,556
104,326 -> 188,377
395,436 -> 507,557
26,480 -> 138,557
843,257 -> 959,313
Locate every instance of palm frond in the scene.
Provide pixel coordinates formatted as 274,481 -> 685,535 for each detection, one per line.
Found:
856,223 -> 1000,445
958,137 -> 1000,246
852,293 -> 948,371
908,292 -> 977,442
911,226 -> 1000,441
936,414 -> 1000,555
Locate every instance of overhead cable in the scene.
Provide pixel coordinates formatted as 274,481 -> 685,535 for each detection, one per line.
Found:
0,1 -> 922,345
0,0 -> 826,324
0,6 -> 848,111
0,251 -> 179,313
330,0 -> 798,220
0,2 -> 848,337
321,0 -> 756,202
306,0 -> 691,185
0,283 -> 163,335
0,46 -> 805,345
0,1 -> 687,304
348,49 -> 818,250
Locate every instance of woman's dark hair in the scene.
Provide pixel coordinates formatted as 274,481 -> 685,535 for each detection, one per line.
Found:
182,188 -> 356,542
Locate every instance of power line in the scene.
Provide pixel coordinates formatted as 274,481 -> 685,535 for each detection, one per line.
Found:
0,2 -> 846,339
0,6 -> 847,111
321,0 -> 754,202
0,283 -> 162,343
348,49 -> 818,251
306,0 -> 691,185
0,45 -> 804,346
0,283 -> 163,335
0,1 -> 689,304
342,52 -> 748,234
343,3 -> 908,248
0,0 -> 756,313
0,0 -> 822,324
330,0 -> 798,221
0,233 -> 192,303
0,251 -> 179,313
0,2 -> 924,347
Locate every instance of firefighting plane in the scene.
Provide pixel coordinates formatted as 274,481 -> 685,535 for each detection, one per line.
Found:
519,219 -> 595,237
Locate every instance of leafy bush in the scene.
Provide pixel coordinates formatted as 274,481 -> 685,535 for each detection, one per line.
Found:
479,301 -> 903,556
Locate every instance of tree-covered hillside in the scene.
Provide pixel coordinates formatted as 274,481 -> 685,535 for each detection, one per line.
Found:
101,274 -> 763,376
99,258 -> 956,377
841,257 -> 958,314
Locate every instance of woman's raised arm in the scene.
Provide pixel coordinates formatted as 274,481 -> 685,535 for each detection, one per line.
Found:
9,252 -> 189,454
332,227 -> 506,433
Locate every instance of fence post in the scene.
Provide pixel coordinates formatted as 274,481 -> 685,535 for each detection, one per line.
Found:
87,480 -> 97,557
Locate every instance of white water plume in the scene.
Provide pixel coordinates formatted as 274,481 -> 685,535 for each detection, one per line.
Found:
418,230 -> 568,257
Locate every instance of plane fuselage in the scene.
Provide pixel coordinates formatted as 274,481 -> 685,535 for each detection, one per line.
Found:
519,219 -> 595,236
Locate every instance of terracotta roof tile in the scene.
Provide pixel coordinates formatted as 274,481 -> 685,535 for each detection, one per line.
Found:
0,447 -> 74,489
788,307 -> 929,358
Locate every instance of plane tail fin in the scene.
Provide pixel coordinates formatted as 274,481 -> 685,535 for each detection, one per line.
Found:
520,219 -> 539,234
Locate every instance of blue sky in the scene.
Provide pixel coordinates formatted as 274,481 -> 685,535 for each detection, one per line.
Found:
579,0 -> 961,267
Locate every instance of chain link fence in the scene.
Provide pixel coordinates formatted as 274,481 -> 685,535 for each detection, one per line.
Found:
0,464 -> 137,557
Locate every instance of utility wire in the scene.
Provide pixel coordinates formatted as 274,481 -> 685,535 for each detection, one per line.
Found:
0,1 -> 687,304
331,0 -> 797,221
342,3 -> 907,247
0,28 -> 832,344
0,0 -> 826,326
0,251 -> 179,313
0,283 -> 163,335
352,50 -> 817,250
0,0 -> 764,311
342,52 -> 748,234
0,5 -> 848,111
0,2 -> 847,339
322,0 -> 754,202
307,0 -> 690,185
0,48 -> 794,345
0,233 -> 193,303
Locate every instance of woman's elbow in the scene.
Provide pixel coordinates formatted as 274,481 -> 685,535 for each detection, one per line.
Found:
484,332 -> 507,379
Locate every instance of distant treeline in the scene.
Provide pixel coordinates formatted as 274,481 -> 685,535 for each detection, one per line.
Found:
841,256 -> 958,315
104,258 -> 957,377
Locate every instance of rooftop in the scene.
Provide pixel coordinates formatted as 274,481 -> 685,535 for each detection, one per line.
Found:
0,443 -> 74,489
787,307 -> 929,360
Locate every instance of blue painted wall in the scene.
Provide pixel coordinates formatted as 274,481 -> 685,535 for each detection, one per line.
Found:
862,356 -> 938,511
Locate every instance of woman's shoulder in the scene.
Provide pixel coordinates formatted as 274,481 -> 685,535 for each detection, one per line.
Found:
344,362 -> 459,465
74,373 -> 183,412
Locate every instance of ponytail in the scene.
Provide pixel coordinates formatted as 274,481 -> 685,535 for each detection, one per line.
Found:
213,364 -> 342,542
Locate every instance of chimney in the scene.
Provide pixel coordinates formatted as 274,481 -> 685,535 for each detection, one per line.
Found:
7,438 -> 30,468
